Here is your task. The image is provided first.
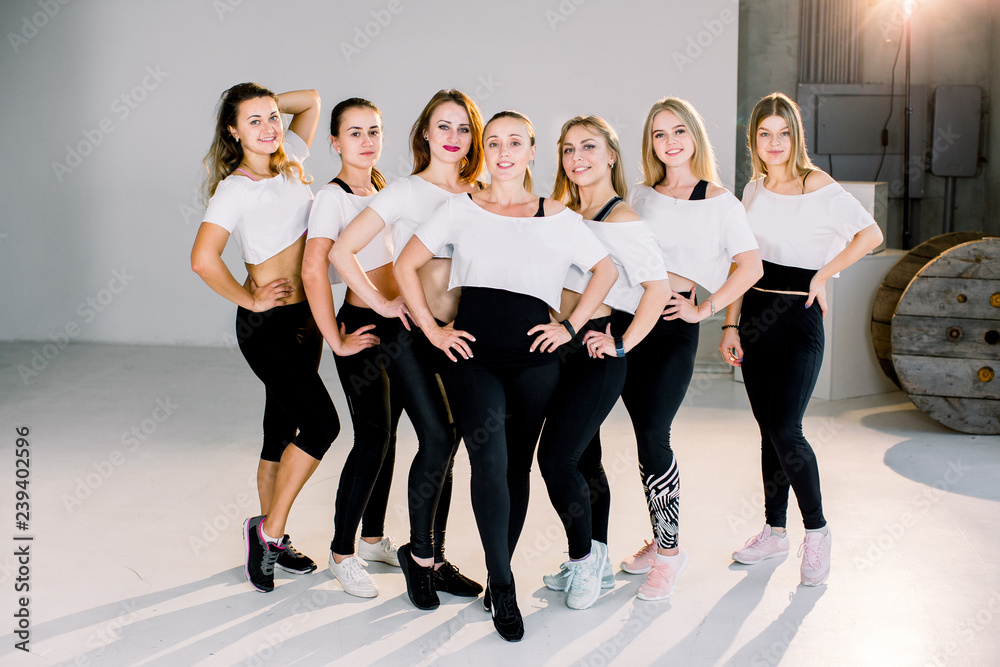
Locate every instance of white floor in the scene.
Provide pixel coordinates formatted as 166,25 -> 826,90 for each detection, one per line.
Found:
1,341 -> 998,667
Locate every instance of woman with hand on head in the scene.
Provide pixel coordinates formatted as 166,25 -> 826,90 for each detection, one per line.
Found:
191,84 -> 334,593
394,110 -> 617,641
618,97 -> 763,601
301,98 -> 401,599
725,92 -> 882,586
330,90 -> 484,611
537,115 -> 670,611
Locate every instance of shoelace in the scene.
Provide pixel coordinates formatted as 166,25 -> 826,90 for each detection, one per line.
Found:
493,587 -> 517,620
645,562 -> 672,588
568,561 -> 597,595
797,539 -> 822,568
341,556 -> 371,582
262,546 -> 280,575
742,529 -> 772,549
284,543 -> 305,559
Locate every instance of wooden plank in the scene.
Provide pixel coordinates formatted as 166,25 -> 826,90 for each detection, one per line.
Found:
870,319 -> 900,387
909,232 -> 990,259
908,395 -> 1000,435
883,255 -> 931,290
895,277 -> 1000,318
872,286 -> 904,322
893,355 -> 1000,400
891,315 -> 1000,358
918,239 -> 1000,280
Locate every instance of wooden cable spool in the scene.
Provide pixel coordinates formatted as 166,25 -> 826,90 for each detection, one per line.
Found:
871,233 -> 1000,434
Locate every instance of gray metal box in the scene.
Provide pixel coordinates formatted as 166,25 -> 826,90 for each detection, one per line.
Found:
931,85 -> 981,177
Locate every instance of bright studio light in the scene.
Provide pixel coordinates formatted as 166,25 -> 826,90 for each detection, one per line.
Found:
903,0 -> 914,16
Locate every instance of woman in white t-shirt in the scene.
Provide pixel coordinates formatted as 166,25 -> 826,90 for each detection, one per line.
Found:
330,90 -> 485,612
191,83 -> 362,593
724,92 -> 882,586
618,98 -> 763,601
395,110 -> 618,641
537,115 -> 670,611
300,98 -> 404,598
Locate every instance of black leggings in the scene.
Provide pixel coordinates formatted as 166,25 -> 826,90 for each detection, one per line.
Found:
382,319 -> 459,562
538,317 -> 626,560
739,288 -> 826,530
330,303 -> 402,555
446,288 -> 560,587
613,307 -> 698,551
235,300 -> 340,462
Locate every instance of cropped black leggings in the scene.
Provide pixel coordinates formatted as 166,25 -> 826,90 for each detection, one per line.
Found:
329,303 -> 402,555
538,317 -> 626,560
739,289 -> 826,530
613,308 -> 698,551
383,319 -> 459,562
235,300 -> 340,462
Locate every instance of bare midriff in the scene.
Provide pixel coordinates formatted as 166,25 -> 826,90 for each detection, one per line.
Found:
420,258 -> 461,324
667,271 -> 697,295
244,236 -> 307,305
345,262 -> 399,308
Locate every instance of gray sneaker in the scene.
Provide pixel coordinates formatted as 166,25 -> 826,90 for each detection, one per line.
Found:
566,541 -> 609,610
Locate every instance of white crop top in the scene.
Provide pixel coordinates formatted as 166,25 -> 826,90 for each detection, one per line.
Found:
741,178 -> 877,271
564,219 -> 668,315
415,194 -> 610,312
628,185 -> 759,293
367,174 -> 459,261
203,130 -> 313,265
307,183 -> 393,283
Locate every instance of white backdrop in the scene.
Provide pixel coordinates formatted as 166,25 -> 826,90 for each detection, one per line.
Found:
0,0 -> 739,347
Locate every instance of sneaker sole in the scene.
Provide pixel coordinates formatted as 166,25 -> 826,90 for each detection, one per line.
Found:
731,549 -> 789,565
276,563 -> 317,575
243,518 -> 273,593
620,563 -> 652,575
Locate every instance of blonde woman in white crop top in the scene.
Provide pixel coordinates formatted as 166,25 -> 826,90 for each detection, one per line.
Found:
191,84 -> 340,594
724,92 -> 882,587
614,98 -> 763,603
330,90 -> 486,611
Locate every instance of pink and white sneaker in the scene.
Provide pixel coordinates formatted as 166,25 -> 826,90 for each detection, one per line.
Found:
732,525 -> 790,564
798,529 -> 831,586
636,549 -> 689,601
620,539 -> 657,574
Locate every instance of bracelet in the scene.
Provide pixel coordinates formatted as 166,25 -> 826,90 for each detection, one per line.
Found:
721,324 -> 739,331
708,295 -> 716,316
614,336 -> 626,358
560,319 -> 576,338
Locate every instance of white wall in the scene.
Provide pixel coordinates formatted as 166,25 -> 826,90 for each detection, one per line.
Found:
0,0 -> 739,347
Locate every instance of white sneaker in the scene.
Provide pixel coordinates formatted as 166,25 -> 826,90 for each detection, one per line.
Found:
566,541 -> 609,610
799,528 -> 831,586
357,536 -> 400,567
328,553 -> 378,598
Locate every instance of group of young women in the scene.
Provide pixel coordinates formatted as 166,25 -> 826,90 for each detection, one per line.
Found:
191,84 -> 882,642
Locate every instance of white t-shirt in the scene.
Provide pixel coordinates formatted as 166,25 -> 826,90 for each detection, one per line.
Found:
203,130 -> 313,265
415,194 -> 610,312
307,182 -> 393,283
564,219 -> 668,315
741,178 -> 877,271
367,174 -> 460,261
629,184 -> 759,293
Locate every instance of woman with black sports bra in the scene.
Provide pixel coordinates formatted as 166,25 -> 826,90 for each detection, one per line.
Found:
537,116 -> 670,611
616,97 -> 763,602
330,90 -> 484,612
302,98 -> 405,599
725,93 -> 882,586
394,110 -> 618,642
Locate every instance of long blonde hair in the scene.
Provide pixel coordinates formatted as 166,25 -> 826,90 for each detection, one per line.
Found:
409,89 -> 484,184
202,82 -> 310,204
747,92 -> 816,183
484,110 -> 536,191
552,116 -> 628,211
640,97 -> 720,187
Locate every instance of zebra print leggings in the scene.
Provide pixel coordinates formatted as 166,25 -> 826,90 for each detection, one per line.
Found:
613,309 -> 699,551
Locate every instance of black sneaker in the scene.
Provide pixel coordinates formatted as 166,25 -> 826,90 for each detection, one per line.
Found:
243,516 -> 287,593
276,537 -> 317,574
432,561 -> 483,597
490,580 -> 524,642
483,576 -> 491,612
397,543 -> 439,610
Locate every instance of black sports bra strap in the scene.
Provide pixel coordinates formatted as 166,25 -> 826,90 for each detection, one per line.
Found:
330,177 -> 353,195
592,196 -> 623,222
535,197 -> 545,217
690,180 -> 709,201
800,169 -> 814,194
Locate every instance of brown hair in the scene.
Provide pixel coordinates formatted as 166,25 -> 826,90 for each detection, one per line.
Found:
409,89 -> 484,183
552,115 -> 627,210
640,97 -> 719,188
202,82 -> 310,204
330,97 -> 386,190
747,91 -> 816,183
484,110 -> 536,191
